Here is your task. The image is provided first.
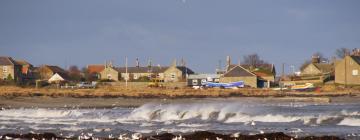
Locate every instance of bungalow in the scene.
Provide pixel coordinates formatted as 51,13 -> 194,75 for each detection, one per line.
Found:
0,56 -> 22,82
116,66 -> 168,81
187,74 -> 220,86
221,65 -> 258,88
335,55 -> 360,85
223,57 -> 276,88
99,63 -> 168,81
299,56 -> 334,83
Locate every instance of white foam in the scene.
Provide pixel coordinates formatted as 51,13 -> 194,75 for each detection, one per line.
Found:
341,110 -> 360,116
225,113 -> 304,123
338,118 -> 360,126
177,123 -> 208,127
127,103 -> 249,122
0,108 -> 84,118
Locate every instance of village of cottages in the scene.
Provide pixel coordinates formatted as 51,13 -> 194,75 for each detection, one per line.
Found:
1,48 -> 360,91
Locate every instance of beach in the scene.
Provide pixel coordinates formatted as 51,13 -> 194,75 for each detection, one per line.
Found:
0,86 -> 360,140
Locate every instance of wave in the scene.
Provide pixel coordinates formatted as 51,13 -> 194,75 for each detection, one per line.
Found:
125,103 -> 360,127
338,118 -> 360,126
340,110 -> 360,116
0,108 -> 84,118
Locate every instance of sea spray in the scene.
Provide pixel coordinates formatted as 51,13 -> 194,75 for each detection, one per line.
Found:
0,99 -> 359,137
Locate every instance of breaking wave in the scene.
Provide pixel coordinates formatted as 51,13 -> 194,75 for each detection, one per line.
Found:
0,108 -> 83,118
0,101 -> 359,136
338,118 -> 360,126
126,103 -> 360,126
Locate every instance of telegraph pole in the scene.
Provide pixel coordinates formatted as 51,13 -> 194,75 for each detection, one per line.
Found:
125,56 -> 128,88
281,63 -> 285,94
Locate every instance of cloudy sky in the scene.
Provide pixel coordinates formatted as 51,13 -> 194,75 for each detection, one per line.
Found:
1,0 -> 359,73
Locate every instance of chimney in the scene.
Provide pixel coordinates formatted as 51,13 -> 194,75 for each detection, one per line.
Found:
109,61 -> 113,67
136,58 -> 140,67
147,58 -> 152,67
180,58 -> 186,66
226,56 -> 231,71
171,59 -> 177,67
312,55 -> 320,64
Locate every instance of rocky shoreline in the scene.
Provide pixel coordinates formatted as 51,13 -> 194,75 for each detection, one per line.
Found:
0,131 -> 345,140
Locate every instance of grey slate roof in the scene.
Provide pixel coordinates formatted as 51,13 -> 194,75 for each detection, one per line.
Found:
115,66 -> 169,73
313,63 -> 334,73
223,65 -> 255,77
0,56 -> 17,65
15,59 -> 32,66
46,65 -> 67,74
176,66 -> 195,74
227,64 -> 275,75
351,56 -> 360,65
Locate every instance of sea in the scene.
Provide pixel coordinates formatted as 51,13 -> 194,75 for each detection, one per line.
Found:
0,98 -> 359,139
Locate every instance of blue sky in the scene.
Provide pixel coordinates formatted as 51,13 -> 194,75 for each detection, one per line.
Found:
0,0 -> 359,73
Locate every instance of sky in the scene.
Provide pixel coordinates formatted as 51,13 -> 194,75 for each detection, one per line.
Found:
0,0 -> 360,74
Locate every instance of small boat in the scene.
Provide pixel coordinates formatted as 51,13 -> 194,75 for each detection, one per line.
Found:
291,83 -> 316,91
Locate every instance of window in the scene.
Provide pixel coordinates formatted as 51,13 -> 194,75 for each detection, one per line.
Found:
134,75 -> 138,79
171,73 -> 176,79
201,79 -> 207,84
192,79 -> 198,85
3,66 -> 8,73
352,70 -> 358,76
107,74 -> 112,80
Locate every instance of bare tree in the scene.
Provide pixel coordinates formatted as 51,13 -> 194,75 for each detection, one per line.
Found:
335,48 -> 350,58
300,52 -> 329,71
242,53 -> 268,67
68,65 -> 82,82
300,60 -> 312,71
313,52 -> 328,62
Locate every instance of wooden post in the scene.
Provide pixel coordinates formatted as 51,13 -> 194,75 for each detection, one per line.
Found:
280,63 -> 285,94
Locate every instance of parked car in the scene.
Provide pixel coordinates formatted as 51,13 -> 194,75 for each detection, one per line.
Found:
77,82 -> 97,88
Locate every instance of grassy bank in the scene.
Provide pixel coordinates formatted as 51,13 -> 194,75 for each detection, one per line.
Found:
0,84 -> 357,98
